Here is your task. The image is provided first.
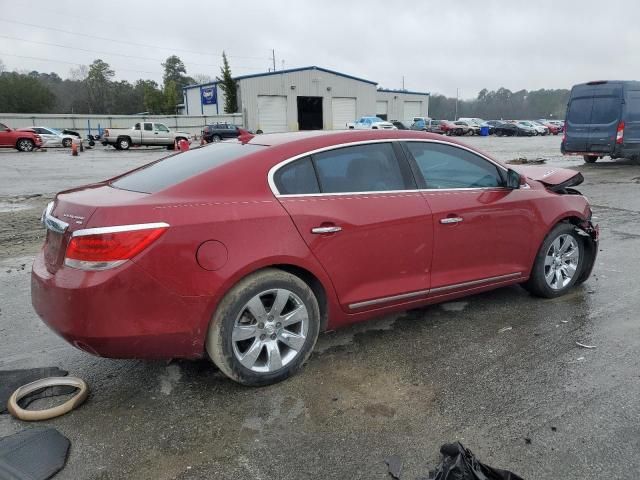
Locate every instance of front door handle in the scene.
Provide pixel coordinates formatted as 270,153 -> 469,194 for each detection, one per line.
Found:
311,226 -> 342,234
440,217 -> 463,224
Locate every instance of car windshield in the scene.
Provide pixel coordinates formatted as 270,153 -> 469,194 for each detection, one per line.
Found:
111,143 -> 266,193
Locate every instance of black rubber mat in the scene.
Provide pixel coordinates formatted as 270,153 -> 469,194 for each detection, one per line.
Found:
0,428 -> 70,480
0,368 -> 69,414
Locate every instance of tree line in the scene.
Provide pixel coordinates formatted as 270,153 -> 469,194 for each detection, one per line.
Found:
428,87 -> 570,121
0,54 -> 238,115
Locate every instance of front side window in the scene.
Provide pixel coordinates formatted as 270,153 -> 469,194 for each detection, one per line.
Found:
313,143 -> 411,193
406,142 -> 503,189
155,124 -> 169,132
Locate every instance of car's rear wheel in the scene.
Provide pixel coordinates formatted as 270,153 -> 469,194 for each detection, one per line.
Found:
522,223 -> 584,298
207,269 -> 320,386
212,134 -> 222,142
16,139 -> 35,152
62,138 -> 72,148
117,137 -> 130,150
583,155 -> 598,163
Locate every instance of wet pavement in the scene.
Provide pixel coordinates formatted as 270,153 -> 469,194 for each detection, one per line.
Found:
1,136 -> 639,479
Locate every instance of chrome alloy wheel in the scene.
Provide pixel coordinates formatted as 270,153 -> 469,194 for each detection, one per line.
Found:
232,289 -> 309,373
544,234 -> 580,290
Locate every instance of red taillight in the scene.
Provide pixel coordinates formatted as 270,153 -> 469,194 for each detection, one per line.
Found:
616,121 -> 624,144
104,129 -> 109,137
64,224 -> 168,270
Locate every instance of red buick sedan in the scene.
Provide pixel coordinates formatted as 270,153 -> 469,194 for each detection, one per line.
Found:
32,130 -> 598,385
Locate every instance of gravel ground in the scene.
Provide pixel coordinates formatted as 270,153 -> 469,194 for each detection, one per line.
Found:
1,136 -> 639,479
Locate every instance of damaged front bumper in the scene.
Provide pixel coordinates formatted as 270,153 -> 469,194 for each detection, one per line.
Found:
576,220 -> 599,284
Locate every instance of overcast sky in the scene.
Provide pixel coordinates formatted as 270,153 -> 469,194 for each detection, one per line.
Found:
1,0 -> 639,98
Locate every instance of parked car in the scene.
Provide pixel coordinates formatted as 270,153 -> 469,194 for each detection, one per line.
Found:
202,123 -> 242,143
517,121 -> 547,136
412,119 -> 445,134
440,120 -> 468,136
0,122 -> 43,151
18,126 -> 76,147
102,122 -> 192,150
493,122 -> 535,137
32,130 -> 598,386
391,120 -> 412,130
455,121 -> 480,135
561,80 -> 640,163
536,120 -> 561,135
350,116 -> 397,130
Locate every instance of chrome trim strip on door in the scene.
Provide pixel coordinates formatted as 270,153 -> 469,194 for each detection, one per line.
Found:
429,272 -> 522,294
71,222 -> 170,237
41,202 -> 69,234
348,289 -> 430,310
267,137 -> 510,197
347,272 -> 523,310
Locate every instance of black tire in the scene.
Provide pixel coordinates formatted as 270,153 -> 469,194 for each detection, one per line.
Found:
256,129 -> 264,134
206,268 -> 320,386
212,134 -> 222,142
583,155 -> 597,164
117,137 -> 131,150
522,223 -> 585,298
62,138 -> 72,148
16,139 -> 35,152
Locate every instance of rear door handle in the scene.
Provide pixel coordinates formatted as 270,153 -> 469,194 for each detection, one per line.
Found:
440,217 -> 463,224
311,226 -> 342,234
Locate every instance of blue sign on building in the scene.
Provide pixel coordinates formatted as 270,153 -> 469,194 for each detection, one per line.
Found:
201,86 -> 217,105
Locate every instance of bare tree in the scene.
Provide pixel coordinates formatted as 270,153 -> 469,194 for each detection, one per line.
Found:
0,59 -> 5,74
192,73 -> 214,85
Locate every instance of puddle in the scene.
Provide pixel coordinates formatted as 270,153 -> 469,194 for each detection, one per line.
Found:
0,202 -> 33,213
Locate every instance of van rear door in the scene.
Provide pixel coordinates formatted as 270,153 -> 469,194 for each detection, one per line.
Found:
587,85 -> 623,154
564,90 -> 593,152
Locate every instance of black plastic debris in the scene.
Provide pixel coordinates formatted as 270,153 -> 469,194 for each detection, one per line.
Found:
428,442 -> 523,480
0,368 -> 72,414
384,455 -> 403,479
0,428 -> 70,480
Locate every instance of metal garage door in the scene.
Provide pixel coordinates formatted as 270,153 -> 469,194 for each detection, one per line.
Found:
332,97 -> 356,129
376,101 -> 388,120
257,95 -> 287,133
404,101 -> 422,122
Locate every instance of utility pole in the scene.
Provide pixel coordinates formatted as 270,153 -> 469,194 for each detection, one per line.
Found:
272,50 -> 276,71
455,88 -> 459,120
402,76 -> 405,90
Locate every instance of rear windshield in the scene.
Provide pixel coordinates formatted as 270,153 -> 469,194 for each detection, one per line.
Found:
591,96 -> 620,124
111,143 -> 265,193
567,97 -> 593,124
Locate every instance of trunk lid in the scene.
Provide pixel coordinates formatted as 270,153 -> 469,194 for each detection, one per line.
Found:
511,166 -> 584,191
43,184 -> 148,273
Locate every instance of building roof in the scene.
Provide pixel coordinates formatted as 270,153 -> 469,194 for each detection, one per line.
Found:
183,65 -> 378,91
377,88 -> 430,96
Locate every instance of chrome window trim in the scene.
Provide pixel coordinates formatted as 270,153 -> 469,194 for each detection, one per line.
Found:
41,201 -> 69,234
71,222 -> 170,237
267,138 -> 509,197
347,272 -> 522,310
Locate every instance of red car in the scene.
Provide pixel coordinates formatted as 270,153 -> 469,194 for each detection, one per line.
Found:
32,130 -> 598,386
0,122 -> 43,151
440,120 -> 468,136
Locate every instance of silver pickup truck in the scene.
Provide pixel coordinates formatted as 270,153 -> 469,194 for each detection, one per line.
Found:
102,122 -> 191,150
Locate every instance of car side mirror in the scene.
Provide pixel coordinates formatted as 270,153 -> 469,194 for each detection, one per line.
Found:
506,168 -> 521,189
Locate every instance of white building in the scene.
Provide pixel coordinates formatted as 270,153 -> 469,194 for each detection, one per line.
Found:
182,66 -> 429,132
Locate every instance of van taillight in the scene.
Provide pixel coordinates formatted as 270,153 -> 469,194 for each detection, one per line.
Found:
104,129 -> 109,137
64,223 -> 168,271
616,121 -> 624,144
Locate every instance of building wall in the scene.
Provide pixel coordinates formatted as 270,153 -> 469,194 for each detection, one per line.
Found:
184,83 -> 229,116
237,69 -> 377,131
375,90 -> 430,122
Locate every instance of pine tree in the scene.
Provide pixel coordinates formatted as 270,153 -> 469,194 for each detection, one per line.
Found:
218,52 -> 238,113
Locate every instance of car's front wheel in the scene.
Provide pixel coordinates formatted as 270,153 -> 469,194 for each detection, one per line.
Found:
206,269 -> 320,386
212,134 -> 222,142
523,223 -> 584,298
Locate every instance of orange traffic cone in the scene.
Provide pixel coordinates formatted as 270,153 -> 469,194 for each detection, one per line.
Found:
71,140 -> 78,156
200,136 -> 205,146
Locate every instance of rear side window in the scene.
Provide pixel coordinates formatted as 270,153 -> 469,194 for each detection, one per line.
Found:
312,143 -> 412,193
144,123 -> 153,131
590,97 -> 620,124
112,143 -> 265,193
406,142 -> 503,189
567,97 -> 593,124
274,157 -> 320,195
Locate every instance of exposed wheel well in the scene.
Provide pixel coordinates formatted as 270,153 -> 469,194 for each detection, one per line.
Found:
271,264 -> 329,332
